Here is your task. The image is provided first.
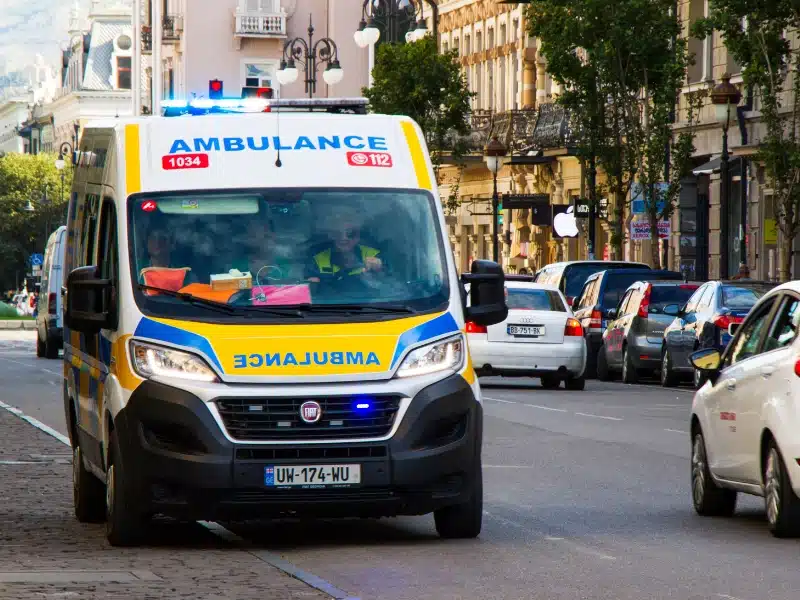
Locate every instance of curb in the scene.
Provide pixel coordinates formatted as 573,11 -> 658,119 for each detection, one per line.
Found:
0,320 -> 36,330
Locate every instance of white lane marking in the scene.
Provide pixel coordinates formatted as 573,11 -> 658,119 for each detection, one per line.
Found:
0,356 -> 62,376
199,522 -> 359,600
483,510 -> 527,530
664,428 -> 689,434
484,465 -> 536,469
483,397 -> 517,404
545,536 -> 616,561
574,412 -> 623,421
0,400 -> 71,446
527,404 -> 568,413
716,595 -> 746,600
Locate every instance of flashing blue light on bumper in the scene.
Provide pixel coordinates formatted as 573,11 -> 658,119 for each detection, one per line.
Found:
355,403 -> 371,410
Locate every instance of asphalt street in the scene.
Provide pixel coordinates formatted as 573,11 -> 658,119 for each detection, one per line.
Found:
1,331 -> 798,600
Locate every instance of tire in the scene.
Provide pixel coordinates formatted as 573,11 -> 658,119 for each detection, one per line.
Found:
565,375 -> 586,391
105,431 -> 148,547
596,346 -> 611,381
36,333 -> 45,358
44,333 -> 58,359
661,347 -> 679,388
73,443 -> 106,523
622,347 -> 638,384
691,430 -> 737,517
764,441 -> 800,538
540,375 -> 561,390
434,463 -> 483,539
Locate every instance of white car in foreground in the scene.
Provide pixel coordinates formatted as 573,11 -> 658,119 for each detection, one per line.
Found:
467,280 -> 587,390
690,281 -> 800,537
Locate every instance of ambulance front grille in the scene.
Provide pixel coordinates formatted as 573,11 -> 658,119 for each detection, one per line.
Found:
215,395 -> 402,441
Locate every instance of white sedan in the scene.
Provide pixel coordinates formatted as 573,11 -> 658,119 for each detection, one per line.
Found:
690,281 -> 800,537
467,281 -> 587,390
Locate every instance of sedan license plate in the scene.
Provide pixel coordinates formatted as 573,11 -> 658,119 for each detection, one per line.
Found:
265,464 -> 361,488
508,325 -> 545,337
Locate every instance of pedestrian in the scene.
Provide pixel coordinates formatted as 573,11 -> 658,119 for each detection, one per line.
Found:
730,264 -> 751,280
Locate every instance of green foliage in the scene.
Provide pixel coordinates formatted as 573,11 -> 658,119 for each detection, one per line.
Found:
0,153 -> 72,291
695,0 -> 800,280
527,0 -> 693,262
363,35 -> 474,212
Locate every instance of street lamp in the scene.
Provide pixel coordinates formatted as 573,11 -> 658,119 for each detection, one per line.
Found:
711,73 -> 742,279
354,0 -> 435,47
484,136 -> 509,264
55,150 -> 67,205
276,15 -> 344,98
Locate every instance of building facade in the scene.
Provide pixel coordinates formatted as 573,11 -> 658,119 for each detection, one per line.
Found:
141,0 -> 369,108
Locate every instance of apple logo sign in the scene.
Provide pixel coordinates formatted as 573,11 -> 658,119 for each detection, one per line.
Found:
553,206 -> 579,238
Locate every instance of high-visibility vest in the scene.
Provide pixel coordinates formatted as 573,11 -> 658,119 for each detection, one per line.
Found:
313,245 -> 380,276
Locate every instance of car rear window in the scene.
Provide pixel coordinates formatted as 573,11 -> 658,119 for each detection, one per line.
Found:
721,285 -> 771,309
506,289 -> 567,312
649,285 -> 698,310
601,273 -> 651,308
563,263 -> 649,298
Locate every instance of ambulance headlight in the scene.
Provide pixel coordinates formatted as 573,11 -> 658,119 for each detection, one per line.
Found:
395,335 -> 464,379
130,340 -> 219,383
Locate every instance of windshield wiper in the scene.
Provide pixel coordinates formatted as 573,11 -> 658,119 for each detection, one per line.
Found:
276,303 -> 418,315
139,285 -> 307,318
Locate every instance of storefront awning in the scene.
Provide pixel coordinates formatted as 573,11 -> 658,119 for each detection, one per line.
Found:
692,157 -> 721,175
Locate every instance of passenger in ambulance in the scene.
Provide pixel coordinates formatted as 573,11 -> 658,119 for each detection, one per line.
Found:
139,228 -> 194,293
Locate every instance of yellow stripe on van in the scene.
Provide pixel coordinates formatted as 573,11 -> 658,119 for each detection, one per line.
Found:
401,121 -> 432,190
125,124 -> 142,195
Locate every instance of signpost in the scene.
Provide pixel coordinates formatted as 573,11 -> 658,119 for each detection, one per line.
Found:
29,254 -> 44,267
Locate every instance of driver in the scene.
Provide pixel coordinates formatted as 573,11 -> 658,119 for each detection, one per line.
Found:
306,207 -> 383,283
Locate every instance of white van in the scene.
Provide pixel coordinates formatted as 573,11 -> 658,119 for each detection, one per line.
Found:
61,98 -> 508,546
37,226 -> 67,358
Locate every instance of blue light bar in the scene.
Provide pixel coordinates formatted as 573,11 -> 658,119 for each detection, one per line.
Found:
160,96 -> 369,117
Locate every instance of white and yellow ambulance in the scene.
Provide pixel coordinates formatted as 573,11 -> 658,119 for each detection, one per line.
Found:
62,97 -> 507,546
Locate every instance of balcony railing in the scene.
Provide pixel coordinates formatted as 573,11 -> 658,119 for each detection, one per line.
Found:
445,103 -> 577,157
234,10 -> 287,38
163,15 -> 184,41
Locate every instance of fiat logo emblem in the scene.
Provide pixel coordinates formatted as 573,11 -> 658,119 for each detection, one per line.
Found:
300,401 -> 322,424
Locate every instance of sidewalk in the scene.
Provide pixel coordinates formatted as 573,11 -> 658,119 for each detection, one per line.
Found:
0,408 -> 328,600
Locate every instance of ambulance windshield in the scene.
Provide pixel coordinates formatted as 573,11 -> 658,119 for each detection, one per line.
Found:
128,189 -> 449,320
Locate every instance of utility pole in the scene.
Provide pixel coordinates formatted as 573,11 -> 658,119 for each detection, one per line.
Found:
132,0 -> 142,115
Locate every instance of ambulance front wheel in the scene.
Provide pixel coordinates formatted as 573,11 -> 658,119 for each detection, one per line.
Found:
105,431 -> 150,547
433,463 -> 483,539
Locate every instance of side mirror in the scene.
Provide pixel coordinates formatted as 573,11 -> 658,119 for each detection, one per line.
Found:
690,348 -> 722,383
662,303 -> 682,317
64,266 -> 115,334
461,260 -> 508,326
571,297 -> 580,311
728,323 -> 740,337
606,308 -> 617,319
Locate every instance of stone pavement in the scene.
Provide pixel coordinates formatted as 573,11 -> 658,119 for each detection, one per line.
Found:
0,408 -> 328,600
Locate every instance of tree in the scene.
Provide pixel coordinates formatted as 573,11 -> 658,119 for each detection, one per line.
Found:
362,35 -> 474,211
526,0 -> 695,264
0,153 -> 72,292
694,0 -> 800,281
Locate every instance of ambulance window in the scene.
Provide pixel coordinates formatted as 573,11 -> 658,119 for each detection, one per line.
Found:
81,194 -> 100,266
98,199 -> 118,283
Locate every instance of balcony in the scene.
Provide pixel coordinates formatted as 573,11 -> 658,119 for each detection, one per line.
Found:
234,2 -> 287,43
444,103 -> 577,159
162,14 -> 184,42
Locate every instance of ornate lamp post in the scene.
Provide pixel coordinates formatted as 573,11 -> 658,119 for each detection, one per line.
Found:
711,73 -> 742,279
354,0 -> 438,47
484,137 -> 509,264
276,15 -> 344,99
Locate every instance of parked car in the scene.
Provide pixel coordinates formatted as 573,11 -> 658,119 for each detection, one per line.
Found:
573,268 -> 685,377
661,280 -> 776,388
689,282 -> 800,537
36,226 -> 67,359
534,260 -> 651,307
597,280 -> 701,383
466,281 -> 587,389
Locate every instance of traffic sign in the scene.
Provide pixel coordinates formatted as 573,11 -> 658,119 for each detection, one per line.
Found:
29,254 -> 44,267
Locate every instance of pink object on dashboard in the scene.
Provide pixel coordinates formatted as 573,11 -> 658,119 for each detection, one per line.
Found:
252,285 -> 312,305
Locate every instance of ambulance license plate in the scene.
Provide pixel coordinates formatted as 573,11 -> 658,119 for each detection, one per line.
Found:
265,464 -> 361,487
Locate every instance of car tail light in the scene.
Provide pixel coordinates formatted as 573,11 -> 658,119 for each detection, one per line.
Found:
566,296 -> 575,307
638,284 -> 652,318
564,318 -> 583,337
713,314 -> 744,330
589,309 -> 602,330
794,359 -> 800,378
48,293 -> 56,314
465,321 -> 487,334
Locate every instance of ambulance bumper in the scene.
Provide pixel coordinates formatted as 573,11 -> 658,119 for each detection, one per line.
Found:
113,375 -> 482,519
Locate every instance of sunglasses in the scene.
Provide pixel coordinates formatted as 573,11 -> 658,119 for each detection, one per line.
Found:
336,228 -> 358,240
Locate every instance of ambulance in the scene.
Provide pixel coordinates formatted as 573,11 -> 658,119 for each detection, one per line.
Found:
62,97 -> 507,546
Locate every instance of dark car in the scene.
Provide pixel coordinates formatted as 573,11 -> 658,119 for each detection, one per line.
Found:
660,280 -> 776,387
597,280 -> 702,383
572,268 -> 685,376
534,260 -> 651,307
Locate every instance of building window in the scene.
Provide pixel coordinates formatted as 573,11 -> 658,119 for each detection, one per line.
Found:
117,57 -> 132,89
242,60 -> 279,95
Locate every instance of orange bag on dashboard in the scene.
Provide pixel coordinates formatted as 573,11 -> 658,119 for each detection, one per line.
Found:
140,267 -> 191,295
178,283 -> 236,303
